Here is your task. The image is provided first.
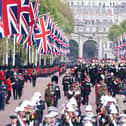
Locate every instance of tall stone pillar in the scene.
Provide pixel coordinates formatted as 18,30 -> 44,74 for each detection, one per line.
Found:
98,35 -> 103,59
78,36 -> 83,58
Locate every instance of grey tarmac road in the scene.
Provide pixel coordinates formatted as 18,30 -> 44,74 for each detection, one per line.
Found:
0,73 -> 96,126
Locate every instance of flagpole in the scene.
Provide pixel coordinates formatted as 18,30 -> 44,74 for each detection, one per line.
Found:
35,48 -> 38,66
27,47 -> 29,66
28,46 -> 31,64
2,52 -> 4,65
39,54 -> 41,65
52,54 -> 54,65
13,35 -> 15,66
44,55 -> 46,65
6,38 -> 8,65
32,46 -> 34,64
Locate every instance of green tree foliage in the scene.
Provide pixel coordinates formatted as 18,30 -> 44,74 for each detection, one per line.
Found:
108,24 -> 123,42
108,19 -> 126,42
120,19 -> 126,33
39,0 -> 74,34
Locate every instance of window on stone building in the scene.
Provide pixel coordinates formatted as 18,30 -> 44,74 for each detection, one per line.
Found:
88,2 -> 90,6
109,43 -> 113,48
78,2 -> 79,6
103,3 -> 105,7
96,27 -> 99,32
90,27 -> 92,32
103,27 -> 106,32
92,2 -> 95,6
92,20 -> 94,25
76,26 -> 80,31
82,2 -> 84,6
99,2 -> 101,7
110,2 -> 112,6
105,43 -> 107,48
71,2 -> 73,6
113,2 -> 115,6
83,27 -> 85,32
105,54 -> 107,59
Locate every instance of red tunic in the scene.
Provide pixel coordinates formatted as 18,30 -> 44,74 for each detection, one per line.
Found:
0,71 -> 5,80
5,79 -> 11,91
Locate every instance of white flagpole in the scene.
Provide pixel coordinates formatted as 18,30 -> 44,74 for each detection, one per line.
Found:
32,46 -> 34,64
35,48 -> 38,66
44,55 -> 46,65
3,53 -> 4,65
39,54 -> 41,65
6,39 -> 8,65
13,35 -> 15,66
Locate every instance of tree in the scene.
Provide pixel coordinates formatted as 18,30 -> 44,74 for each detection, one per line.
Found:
39,0 -> 74,34
120,19 -> 126,33
108,24 -> 123,42
108,19 -> 126,42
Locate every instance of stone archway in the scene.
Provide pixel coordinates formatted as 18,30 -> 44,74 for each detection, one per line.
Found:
69,40 -> 79,58
83,40 -> 98,61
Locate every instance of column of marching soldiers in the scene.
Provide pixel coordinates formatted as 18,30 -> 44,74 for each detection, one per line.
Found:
0,61 -> 126,126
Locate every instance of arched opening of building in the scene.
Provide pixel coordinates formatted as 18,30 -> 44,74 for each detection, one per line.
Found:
69,40 -> 79,59
83,40 -> 98,61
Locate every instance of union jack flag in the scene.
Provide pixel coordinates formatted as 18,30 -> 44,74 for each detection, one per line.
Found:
27,0 -> 39,46
19,0 -> 29,35
31,0 -> 39,20
2,0 -> 21,36
123,33 -> 126,46
17,0 -> 39,47
34,16 -> 52,54
16,33 -> 24,44
0,0 -> 4,39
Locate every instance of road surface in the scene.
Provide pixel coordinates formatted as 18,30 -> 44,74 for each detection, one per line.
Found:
0,73 -> 96,126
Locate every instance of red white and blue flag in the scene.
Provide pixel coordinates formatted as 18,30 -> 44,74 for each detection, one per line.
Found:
17,0 -> 39,47
2,0 -> 21,36
27,0 -> 39,46
34,16 -> 52,54
19,0 -> 29,35
0,0 -> 4,39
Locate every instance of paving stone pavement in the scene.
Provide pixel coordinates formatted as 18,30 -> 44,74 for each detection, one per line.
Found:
0,73 -> 96,126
